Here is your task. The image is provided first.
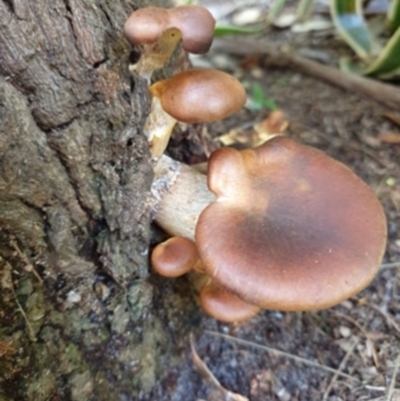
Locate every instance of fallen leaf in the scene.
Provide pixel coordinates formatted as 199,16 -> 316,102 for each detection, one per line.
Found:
217,129 -> 251,146
378,132 -> 400,144
0,261 -> 13,290
291,18 -> 333,32
273,13 -> 297,28
382,112 -> 400,126
255,109 -> 288,135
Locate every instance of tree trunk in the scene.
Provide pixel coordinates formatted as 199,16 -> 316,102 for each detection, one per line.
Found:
0,1 -> 198,399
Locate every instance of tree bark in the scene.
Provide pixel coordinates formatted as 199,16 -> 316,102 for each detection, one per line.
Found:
0,1 -> 198,400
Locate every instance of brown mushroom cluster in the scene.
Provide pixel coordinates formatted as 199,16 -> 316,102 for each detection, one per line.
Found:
151,137 -> 387,322
124,5 -> 387,323
125,5 -> 246,157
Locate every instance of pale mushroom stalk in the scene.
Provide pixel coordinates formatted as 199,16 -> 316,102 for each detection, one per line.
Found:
144,97 -> 178,157
131,27 -> 183,83
151,154 -> 213,240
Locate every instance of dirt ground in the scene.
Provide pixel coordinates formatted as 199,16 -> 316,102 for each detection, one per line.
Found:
141,18 -> 400,401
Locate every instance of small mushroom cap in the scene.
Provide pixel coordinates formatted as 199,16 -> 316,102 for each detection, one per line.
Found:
149,69 -> 247,123
151,236 -> 198,278
124,5 -> 215,54
199,279 -> 260,323
169,5 -> 215,54
124,7 -> 169,45
196,137 -> 387,311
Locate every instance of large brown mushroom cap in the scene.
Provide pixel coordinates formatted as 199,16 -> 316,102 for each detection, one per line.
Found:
195,137 -> 387,311
149,69 -> 247,124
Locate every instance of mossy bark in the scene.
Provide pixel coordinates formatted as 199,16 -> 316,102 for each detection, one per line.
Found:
0,1 -> 198,399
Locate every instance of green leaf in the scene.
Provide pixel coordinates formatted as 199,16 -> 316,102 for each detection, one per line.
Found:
364,25 -> 400,78
296,0 -> 316,23
330,0 -> 373,59
214,24 -> 265,37
338,57 -> 366,75
388,0 -> 400,33
249,84 -> 277,111
267,0 -> 287,24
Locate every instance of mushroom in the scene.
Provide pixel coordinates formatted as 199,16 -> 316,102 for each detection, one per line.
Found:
151,236 -> 259,322
130,27 -> 183,82
151,136 -> 387,311
124,7 -> 170,46
168,5 -> 216,54
151,236 -> 199,278
199,279 -> 260,323
124,5 -> 215,54
145,68 -> 247,157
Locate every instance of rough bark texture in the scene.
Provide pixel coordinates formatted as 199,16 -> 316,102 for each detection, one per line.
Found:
0,1 -> 198,400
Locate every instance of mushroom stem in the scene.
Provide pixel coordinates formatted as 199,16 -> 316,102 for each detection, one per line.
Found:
131,27 -> 183,84
151,155 -> 215,239
144,97 -> 178,158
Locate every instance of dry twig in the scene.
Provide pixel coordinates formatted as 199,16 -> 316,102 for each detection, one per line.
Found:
322,338 -> 358,401
334,310 -> 379,367
10,238 -> 43,284
387,354 -> 400,401
190,334 -> 249,401
1,260 -> 37,342
213,38 -> 400,110
204,330 -> 359,382
381,262 -> 400,269
368,304 -> 400,336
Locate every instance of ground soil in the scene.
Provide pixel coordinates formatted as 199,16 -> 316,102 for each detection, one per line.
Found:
141,31 -> 400,401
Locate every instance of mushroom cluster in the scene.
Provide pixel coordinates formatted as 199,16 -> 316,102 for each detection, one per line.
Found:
124,5 -> 387,323
124,5 -> 246,157
151,137 -> 387,321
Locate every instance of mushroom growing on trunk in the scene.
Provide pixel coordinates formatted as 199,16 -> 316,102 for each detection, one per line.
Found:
124,5 -> 216,81
145,68 -> 247,157
151,236 -> 199,277
124,5 -> 216,54
151,136 -> 387,311
151,235 -> 260,322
